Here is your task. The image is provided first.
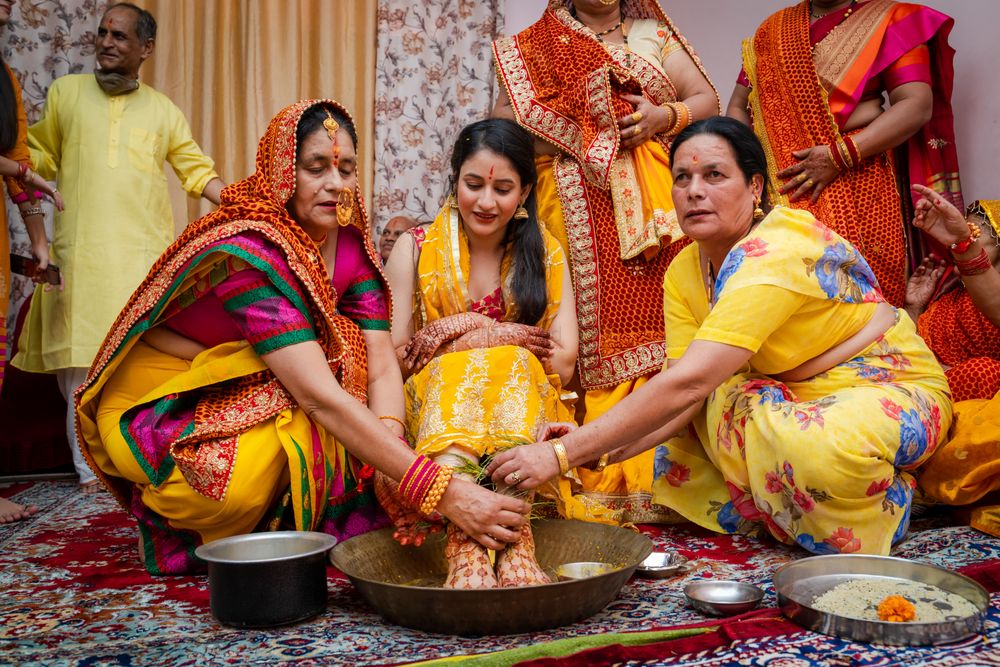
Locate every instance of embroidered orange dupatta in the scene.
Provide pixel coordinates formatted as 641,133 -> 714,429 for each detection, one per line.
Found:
744,0 -> 961,307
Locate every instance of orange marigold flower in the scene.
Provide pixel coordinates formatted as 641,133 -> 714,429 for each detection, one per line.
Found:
877,595 -> 916,622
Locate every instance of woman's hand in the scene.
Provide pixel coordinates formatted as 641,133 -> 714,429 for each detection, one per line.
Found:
905,257 -> 947,315
25,173 -> 64,211
777,146 -> 840,203
436,477 -> 530,551
403,312 -> 493,372
449,322 -> 553,360
618,93 -> 672,150
485,441 -> 560,491
911,183 -> 972,247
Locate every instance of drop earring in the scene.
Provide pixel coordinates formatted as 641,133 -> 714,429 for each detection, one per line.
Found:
753,196 -> 764,222
514,204 -> 529,220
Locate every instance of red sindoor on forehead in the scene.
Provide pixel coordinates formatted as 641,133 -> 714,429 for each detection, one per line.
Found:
488,165 -> 495,180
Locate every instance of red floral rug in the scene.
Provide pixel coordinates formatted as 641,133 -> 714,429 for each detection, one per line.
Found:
2,481 -> 999,666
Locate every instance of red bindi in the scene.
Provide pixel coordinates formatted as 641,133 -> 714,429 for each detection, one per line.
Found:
692,154 -> 699,164
488,165 -> 494,180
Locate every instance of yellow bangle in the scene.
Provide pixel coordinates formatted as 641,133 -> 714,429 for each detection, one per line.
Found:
550,438 -> 570,475
419,467 -> 453,516
378,415 -> 406,431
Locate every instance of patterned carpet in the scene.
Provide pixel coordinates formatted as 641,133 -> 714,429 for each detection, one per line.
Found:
2,480 -> 999,666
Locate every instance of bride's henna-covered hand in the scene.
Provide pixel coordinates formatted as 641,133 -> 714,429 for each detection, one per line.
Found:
404,312 -> 495,372
447,322 -> 553,360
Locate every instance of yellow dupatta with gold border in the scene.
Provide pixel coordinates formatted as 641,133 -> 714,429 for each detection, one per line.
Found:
404,202 -> 617,523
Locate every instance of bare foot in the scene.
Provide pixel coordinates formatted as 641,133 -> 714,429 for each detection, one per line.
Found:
0,497 -> 39,524
80,479 -> 103,495
496,522 -> 550,587
443,523 -> 498,589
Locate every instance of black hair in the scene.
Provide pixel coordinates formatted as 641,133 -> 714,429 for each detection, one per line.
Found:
449,118 -> 547,326
670,116 -> 772,215
106,3 -> 157,42
295,103 -> 358,155
0,59 -> 18,153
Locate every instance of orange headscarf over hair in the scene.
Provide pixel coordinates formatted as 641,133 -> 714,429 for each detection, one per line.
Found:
84,99 -> 383,403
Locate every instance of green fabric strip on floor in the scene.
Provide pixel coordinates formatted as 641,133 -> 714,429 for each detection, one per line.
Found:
407,626 -> 713,666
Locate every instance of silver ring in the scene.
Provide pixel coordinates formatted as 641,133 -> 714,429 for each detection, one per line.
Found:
510,471 -> 522,485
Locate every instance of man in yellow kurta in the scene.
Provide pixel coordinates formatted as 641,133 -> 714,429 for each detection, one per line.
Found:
12,3 -> 223,489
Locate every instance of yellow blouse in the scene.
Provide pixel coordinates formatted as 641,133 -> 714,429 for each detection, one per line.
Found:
663,220 -> 878,376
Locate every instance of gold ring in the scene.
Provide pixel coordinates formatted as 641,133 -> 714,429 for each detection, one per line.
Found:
795,172 -> 808,184
804,178 -> 815,188
510,471 -> 522,485
633,125 -> 642,137
631,111 -> 643,123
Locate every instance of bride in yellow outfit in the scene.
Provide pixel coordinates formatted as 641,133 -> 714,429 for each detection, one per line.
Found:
383,119 -> 580,588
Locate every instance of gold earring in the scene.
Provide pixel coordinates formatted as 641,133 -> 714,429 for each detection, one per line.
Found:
514,204 -> 529,220
337,188 -> 354,225
753,197 -> 764,222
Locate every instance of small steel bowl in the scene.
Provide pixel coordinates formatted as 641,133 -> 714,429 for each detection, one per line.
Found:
555,561 -> 617,580
684,580 -> 764,617
195,531 -> 337,628
636,551 -> 688,579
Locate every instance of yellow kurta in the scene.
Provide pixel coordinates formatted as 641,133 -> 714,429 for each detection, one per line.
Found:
14,74 -> 218,371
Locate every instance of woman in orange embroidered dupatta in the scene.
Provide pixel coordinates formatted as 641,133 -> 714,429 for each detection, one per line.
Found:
76,100 -> 531,575
492,0 -> 719,524
730,0 -> 962,308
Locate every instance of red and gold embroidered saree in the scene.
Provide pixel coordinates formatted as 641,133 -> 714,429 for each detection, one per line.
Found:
743,0 -> 962,307
76,100 -> 390,574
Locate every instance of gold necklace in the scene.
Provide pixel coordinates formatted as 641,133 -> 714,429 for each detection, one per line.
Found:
810,0 -> 856,20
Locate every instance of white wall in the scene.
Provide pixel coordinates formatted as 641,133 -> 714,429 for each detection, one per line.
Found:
504,1 -> 998,201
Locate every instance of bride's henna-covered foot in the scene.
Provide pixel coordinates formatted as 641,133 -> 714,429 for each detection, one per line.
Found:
443,522 -> 498,589
496,521 -> 550,587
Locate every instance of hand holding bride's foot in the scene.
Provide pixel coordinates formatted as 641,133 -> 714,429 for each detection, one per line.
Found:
0,497 -> 39,523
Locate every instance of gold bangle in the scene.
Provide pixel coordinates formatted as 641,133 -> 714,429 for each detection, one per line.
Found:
378,415 -> 406,431
419,467 -> 453,516
550,438 -> 570,475
594,453 -> 609,472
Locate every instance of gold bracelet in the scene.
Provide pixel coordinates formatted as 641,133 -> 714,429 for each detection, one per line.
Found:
378,414 -> 406,431
594,453 -> 609,472
550,438 -> 570,475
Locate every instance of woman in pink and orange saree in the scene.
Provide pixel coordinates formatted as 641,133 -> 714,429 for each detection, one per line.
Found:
76,100 -> 531,575
729,0 -> 963,308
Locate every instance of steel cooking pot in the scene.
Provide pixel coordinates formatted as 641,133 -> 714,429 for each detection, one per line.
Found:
195,531 -> 337,627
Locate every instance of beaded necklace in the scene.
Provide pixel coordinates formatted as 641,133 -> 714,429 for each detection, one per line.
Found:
570,6 -> 623,42
809,0 -> 857,21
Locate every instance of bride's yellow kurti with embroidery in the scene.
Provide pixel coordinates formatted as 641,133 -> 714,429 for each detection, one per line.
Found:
404,203 -> 602,520
493,0 -> 720,523
652,207 -> 951,555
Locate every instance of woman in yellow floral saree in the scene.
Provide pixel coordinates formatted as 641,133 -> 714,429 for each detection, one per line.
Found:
76,101 -> 531,575
384,119 -> 579,588
492,0 -> 720,524
488,118 -> 951,556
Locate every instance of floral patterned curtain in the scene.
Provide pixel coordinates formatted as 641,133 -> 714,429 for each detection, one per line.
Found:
4,0 -> 104,336
372,0 -> 504,235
